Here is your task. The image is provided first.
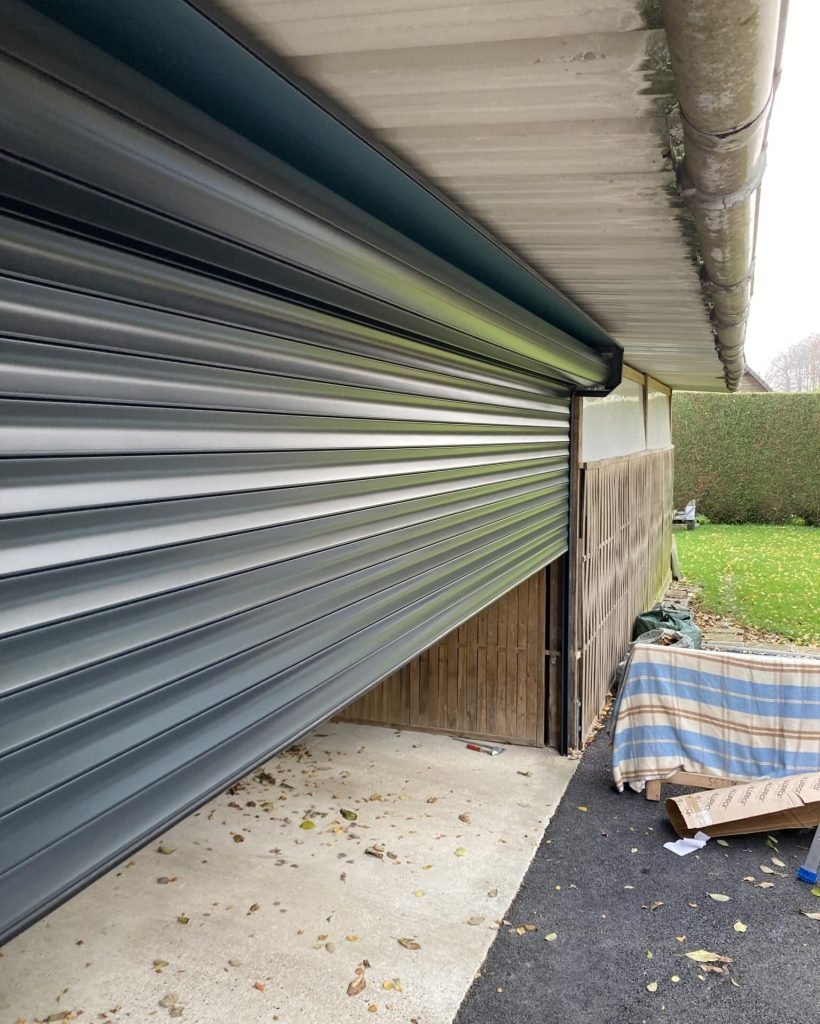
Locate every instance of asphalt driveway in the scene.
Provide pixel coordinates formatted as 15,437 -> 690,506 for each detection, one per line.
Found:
456,729 -> 819,1024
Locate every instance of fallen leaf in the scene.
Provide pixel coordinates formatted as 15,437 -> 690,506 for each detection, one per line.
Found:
717,840 -> 730,847
544,932 -> 558,942
733,921 -> 748,933
742,876 -> 756,882
367,1005 -> 377,1014
685,950 -> 733,964
800,909 -> 820,921
232,834 -> 244,843
708,893 -> 732,903
812,887 -> 820,898
398,937 -> 421,950
766,835 -> 779,850
756,882 -> 775,889
523,923 -> 537,932
514,926 -> 526,935
731,978 -> 741,988
346,935 -> 359,942
687,902 -> 698,908
467,916 -> 484,926
176,915 -> 189,925
248,903 -> 260,914
153,959 -> 170,971
158,995 -> 179,1008
631,848 -> 638,854
454,847 -> 467,858
649,901 -> 664,912
299,821 -> 316,831
169,1008 -> 184,1019
577,806 -> 588,812
675,936 -> 686,943
702,965 -> 729,976
414,890 -> 425,898
646,980 -> 658,993
771,857 -> 786,868
516,771 -> 532,777
340,809 -> 358,821
365,845 -> 385,860
253,982 -> 265,992
382,979 -> 403,992
228,959 -> 241,967
157,877 -> 177,885
458,813 -> 471,824
646,951 -> 653,960
157,844 -> 176,856
347,975 -> 367,997
671,975 -> 681,983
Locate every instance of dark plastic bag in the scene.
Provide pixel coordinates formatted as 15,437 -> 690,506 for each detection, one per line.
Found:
631,604 -> 702,648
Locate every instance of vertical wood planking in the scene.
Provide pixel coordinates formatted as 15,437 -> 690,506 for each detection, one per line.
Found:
340,567 -> 549,745
574,447 -> 673,742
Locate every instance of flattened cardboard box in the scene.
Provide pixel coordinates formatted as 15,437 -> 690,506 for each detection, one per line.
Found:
666,772 -> 820,838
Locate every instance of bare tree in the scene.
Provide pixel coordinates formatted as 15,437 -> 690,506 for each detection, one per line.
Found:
766,334 -> 820,392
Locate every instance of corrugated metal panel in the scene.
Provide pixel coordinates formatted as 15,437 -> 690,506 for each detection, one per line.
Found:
0,12 -> 586,942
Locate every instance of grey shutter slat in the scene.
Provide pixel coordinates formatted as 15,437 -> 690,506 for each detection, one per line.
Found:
0,11 -> 588,943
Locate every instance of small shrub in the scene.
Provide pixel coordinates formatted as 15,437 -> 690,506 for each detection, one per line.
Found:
789,515 -> 807,527
695,513 -> 711,525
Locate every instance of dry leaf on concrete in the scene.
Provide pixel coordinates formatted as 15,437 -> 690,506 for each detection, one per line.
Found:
708,893 -> 732,902
347,974 -> 367,997
398,937 -> 421,950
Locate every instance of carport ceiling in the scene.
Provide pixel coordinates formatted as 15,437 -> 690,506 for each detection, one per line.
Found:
206,0 -> 723,391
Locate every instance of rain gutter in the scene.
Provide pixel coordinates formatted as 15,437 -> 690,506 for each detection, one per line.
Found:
662,0 -> 789,391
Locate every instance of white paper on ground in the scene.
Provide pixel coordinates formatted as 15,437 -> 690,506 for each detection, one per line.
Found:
663,830 -> 711,857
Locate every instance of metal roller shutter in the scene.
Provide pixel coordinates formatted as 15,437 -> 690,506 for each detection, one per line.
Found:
0,5 -> 611,942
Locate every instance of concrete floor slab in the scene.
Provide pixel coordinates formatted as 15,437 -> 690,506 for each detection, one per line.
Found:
1,723 -> 575,1024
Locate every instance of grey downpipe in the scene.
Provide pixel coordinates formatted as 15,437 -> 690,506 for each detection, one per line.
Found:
662,1 -> 789,391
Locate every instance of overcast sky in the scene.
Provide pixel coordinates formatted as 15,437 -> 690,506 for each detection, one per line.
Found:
744,0 -> 819,375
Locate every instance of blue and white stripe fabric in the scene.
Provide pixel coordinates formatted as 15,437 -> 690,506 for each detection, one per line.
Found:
612,645 -> 820,791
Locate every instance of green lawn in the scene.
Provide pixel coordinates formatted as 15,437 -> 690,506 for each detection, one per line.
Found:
675,524 -> 820,644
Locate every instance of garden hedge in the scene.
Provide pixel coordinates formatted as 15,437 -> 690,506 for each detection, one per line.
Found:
672,392 -> 820,525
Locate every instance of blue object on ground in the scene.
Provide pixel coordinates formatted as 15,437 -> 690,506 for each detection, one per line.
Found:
796,824 -> 820,884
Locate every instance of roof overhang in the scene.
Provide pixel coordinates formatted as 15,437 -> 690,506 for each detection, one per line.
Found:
23,0 -> 787,392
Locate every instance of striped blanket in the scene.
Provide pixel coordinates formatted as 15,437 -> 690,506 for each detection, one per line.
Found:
611,645 -> 820,792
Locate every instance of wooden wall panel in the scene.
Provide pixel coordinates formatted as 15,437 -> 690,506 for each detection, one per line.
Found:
340,566 -> 551,746
574,447 -> 673,743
